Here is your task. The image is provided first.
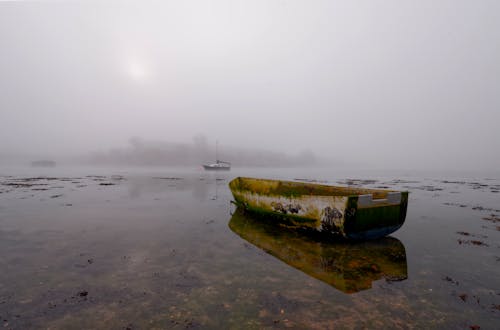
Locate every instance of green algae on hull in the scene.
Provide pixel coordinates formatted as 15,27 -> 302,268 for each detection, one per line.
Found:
229,177 -> 409,240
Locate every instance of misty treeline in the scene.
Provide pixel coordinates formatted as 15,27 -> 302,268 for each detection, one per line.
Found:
88,136 -> 319,167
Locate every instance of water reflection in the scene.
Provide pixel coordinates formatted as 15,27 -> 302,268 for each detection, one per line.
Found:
123,172 -> 231,201
229,207 -> 408,294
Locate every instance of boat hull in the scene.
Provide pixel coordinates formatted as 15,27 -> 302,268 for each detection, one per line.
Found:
229,177 -> 408,240
203,165 -> 230,171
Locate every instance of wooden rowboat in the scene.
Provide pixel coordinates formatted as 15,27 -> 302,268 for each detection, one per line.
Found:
229,177 -> 409,240
229,208 -> 407,293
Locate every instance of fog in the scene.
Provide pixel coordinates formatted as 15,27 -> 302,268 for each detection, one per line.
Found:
1,1 -> 499,170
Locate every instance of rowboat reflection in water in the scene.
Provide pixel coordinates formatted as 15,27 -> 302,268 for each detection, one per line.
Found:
229,207 -> 408,294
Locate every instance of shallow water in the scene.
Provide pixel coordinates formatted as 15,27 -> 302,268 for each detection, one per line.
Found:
0,166 -> 499,329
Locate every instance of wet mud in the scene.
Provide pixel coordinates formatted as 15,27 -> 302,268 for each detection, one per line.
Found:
0,169 -> 499,329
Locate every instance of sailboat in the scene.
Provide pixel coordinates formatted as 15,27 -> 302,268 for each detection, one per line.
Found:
203,141 -> 231,171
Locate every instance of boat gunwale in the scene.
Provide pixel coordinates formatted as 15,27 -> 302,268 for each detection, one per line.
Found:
229,177 -> 407,199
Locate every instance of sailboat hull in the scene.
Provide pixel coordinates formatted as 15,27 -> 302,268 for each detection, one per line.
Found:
203,164 -> 230,171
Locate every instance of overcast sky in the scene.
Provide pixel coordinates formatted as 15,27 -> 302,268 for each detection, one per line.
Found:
1,0 -> 499,170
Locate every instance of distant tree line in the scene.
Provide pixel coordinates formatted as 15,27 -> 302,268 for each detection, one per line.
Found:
87,136 -> 319,167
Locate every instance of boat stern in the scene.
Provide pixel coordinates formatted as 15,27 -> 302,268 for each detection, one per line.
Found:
343,191 -> 409,240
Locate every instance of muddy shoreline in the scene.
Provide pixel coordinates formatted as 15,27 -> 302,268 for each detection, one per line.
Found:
1,168 -> 499,329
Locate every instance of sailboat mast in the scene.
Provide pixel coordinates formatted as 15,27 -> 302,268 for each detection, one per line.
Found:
216,140 -> 218,162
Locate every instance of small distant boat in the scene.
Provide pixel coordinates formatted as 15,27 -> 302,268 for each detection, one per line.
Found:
229,177 -> 409,240
203,140 -> 230,171
203,160 -> 231,171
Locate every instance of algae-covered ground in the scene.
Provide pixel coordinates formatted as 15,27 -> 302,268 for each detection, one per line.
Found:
0,166 -> 499,329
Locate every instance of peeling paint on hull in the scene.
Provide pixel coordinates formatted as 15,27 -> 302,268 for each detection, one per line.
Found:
229,177 -> 409,240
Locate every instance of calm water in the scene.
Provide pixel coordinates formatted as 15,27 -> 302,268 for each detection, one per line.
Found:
0,166 -> 499,329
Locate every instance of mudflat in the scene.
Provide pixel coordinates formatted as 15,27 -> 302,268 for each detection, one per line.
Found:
0,167 -> 499,329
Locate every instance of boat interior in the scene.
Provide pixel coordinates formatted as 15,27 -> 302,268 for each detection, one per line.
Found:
230,177 -> 401,202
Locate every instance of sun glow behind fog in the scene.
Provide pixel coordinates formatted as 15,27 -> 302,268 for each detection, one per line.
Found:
124,59 -> 149,82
